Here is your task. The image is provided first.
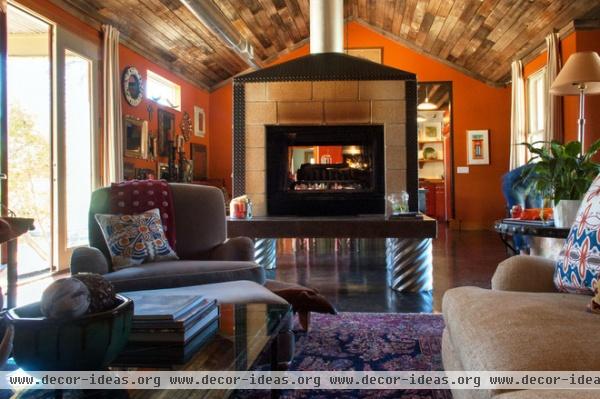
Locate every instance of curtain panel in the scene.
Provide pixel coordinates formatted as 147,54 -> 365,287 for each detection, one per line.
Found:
544,32 -> 563,143
102,24 -> 123,185
509,60 -> 526,170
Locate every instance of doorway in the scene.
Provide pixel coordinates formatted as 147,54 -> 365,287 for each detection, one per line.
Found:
417,81 -> 454,222
5,3 -> 100,277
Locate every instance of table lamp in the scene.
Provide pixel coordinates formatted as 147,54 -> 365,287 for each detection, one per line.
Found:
550,51 -> 600,151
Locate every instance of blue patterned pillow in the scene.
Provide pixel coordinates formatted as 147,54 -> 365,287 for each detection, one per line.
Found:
555,175 -> 600,294
95,208 -> 178,270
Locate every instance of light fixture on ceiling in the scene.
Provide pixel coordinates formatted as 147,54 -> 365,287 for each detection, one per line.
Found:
417,86 -> 437,110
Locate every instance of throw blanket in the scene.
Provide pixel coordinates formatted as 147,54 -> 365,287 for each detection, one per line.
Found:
110,180 -> 176,247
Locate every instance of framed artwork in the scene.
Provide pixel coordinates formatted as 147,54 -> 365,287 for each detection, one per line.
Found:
346,48 -> 383,64
190,143 -> 208,180
194,106 -> 205,137
157,109 -> 175,156
422,122 -> 442,141
467,130 -> 490,165
123,115 -> 148,159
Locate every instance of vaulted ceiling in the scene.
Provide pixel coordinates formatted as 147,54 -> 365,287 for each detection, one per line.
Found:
53,0 -> 600,90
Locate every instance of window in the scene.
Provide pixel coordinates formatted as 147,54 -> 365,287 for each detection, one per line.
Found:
526,67 -> 546,145
146,70 -> 181,111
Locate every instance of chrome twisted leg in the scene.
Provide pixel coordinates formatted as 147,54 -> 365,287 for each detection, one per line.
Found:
385,238 -> 433,292
254,238 -> 277,270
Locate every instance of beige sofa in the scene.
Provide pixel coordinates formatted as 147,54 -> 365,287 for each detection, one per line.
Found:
442,255 -> 600,399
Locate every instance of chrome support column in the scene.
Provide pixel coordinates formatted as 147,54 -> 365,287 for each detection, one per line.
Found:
254,238 -> 277,269
385,238 -> 433,292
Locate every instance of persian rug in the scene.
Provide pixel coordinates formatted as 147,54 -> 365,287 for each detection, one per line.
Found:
234,312 -> 452,399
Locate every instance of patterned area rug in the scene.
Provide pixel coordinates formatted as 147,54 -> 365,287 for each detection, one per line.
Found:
234,312 -> 452,399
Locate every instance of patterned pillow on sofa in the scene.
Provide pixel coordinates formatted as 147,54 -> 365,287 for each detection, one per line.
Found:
555,175 -> 600,294
95,208 -> 179,270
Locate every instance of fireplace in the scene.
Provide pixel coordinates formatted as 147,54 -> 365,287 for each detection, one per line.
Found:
266,125 -> 385,216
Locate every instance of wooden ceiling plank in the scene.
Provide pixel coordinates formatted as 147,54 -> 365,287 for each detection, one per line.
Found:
407,0 -> 428,41
421,0 -> 452,52
382,0 -> 396,32
415,0 -> 442,47
391,0 -> 407,37
429,0 -> 465,56
400,0 -> 418,37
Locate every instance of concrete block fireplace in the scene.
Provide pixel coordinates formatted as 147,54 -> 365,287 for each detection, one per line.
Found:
232,64 -> 417,217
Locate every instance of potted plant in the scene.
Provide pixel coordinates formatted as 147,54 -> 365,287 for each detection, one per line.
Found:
519,140 -> 600,228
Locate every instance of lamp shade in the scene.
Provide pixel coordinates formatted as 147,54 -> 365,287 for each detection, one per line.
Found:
550,51 -> 600,95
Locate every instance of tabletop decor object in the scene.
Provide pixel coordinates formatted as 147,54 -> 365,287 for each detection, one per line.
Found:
7,294 -> 133,371
519,139 -> 600,227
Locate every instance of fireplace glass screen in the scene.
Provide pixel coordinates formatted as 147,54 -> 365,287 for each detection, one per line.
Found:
267,125 -> 385,216
287,145 -> 374,192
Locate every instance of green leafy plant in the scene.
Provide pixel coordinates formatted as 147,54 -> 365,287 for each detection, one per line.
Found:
519,140 -> 600,202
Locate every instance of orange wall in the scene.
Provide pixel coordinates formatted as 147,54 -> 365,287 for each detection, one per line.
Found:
120,45 -> 210,176
208,83 -> 233,194
209,22 -> 511,229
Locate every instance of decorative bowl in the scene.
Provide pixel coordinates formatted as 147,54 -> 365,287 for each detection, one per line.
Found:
7,294 -> 133,371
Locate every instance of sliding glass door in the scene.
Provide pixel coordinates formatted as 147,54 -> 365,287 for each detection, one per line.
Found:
5,3 -> 100,274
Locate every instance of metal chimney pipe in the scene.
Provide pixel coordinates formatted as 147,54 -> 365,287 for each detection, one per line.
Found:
310,0 -> 344,54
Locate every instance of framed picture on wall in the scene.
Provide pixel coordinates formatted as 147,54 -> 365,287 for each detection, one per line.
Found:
467,130 -> 490,165
422,122 -> 442,141
157,109 -> 175,157
190,143 -> 208,180
346,47 -> 383,64
194,106 -> 205,137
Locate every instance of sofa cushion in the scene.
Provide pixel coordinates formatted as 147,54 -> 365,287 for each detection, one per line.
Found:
95,208 -> 178,269
105,260 -> 265,292
443,286 -> 597,371
554,174 -> 600,294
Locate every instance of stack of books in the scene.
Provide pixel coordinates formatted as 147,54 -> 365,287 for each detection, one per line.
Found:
115,293 -> 219,365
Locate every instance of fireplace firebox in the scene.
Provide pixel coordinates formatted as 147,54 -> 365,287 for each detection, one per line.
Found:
266,125 -> 385,216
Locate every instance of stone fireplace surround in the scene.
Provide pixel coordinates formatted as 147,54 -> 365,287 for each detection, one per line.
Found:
233,79 -> 416,216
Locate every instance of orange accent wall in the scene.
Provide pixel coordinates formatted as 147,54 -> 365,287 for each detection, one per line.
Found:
120,45 -> 210,176
208,83 -> 233,195
209,22 -> 512,230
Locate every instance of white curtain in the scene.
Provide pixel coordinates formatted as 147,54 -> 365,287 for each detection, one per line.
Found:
509,60 -> 526,169
545,32 -> 563,143
102,24 -> 123,185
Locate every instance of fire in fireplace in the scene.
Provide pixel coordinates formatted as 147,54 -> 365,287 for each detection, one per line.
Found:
266,125 -> 385,216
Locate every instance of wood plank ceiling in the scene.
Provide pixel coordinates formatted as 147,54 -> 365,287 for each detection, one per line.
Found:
53,0 -> 600,90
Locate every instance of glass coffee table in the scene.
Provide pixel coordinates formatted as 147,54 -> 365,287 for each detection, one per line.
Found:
116,303 -> 293,399
9,303 -> 292,399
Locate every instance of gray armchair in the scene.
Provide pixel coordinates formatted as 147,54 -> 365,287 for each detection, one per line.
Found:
71,183 -> 264,292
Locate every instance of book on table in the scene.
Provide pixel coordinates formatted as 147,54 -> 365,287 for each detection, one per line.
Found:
123,292 -> 219,344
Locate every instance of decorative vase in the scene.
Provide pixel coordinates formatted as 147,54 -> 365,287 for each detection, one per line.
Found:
553,199 -> 582,228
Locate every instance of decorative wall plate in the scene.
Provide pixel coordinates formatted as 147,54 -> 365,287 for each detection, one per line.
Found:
122,66 -> 144,107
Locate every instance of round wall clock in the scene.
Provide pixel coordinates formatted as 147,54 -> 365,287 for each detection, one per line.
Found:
122,66 -> 144,106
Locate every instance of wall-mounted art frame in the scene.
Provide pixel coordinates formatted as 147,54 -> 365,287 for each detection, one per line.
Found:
346,47 -> 383,64
123,115 -> 148,159
421,121 -> 442,141
467,129 -> 490,165
190,143 -> 207,180
157,109 -> 175,157
194,106 -> 205,137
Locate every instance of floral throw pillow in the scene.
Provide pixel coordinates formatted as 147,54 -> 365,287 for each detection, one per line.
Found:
554,175 -> 600,294
95,208 -> 179,270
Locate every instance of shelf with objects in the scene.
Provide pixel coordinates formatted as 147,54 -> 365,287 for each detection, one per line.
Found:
416,82 -> 453,222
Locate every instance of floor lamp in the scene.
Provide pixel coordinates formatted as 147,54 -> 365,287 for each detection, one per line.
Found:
550,51 -> 600,152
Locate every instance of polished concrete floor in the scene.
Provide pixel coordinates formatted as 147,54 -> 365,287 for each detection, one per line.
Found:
268,226 -> 509,313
